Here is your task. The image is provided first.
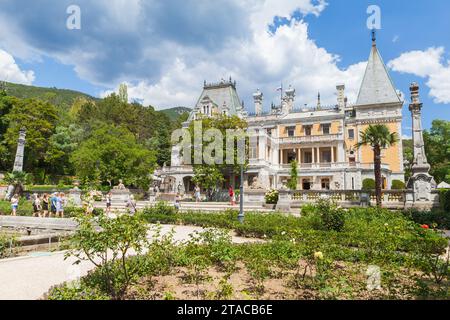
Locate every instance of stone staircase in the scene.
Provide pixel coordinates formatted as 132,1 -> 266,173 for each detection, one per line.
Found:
93,201 -> 272,213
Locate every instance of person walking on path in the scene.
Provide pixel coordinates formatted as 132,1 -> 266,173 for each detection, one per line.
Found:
10,194 -> 19,216
32,194 -> 42,218
105,192 -> 112,215
59,193 -> 66,218
50,193 -> 58,218
126,195 -> 137,215
228,186 -> 236,206
194,185 -> 201,203
54,193 -> 62,218
174,193 -> 181,212
42,194 -> 49,218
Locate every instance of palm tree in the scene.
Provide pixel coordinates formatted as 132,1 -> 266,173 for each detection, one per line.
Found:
3,171 -> 30,198
356,125 -> 398,207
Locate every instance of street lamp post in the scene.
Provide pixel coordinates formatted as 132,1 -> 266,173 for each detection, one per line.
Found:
238,164 -> 245,223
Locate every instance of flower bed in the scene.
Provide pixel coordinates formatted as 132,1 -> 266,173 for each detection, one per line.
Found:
45,202 -> 450,300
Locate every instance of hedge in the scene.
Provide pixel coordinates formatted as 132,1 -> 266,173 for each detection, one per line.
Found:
439,189 -> 450,213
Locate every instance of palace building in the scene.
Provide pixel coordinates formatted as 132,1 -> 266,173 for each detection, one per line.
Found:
163,36 -> 405,193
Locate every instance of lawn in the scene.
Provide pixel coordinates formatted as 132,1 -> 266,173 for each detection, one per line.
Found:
46,200 -> 450,300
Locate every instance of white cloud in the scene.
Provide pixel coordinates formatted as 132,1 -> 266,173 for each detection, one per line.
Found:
0,49 -> 35,84
388,47 -> 450,104
0,0 -> 369,110
107,18 -> 366,110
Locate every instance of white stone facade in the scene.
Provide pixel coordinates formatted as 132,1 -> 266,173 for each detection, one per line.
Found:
164,40 -> 406,193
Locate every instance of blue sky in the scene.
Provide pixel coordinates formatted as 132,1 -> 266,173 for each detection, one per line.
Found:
0,0 -> 449,136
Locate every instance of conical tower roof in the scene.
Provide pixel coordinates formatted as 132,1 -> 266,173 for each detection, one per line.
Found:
356,34 -> 401,106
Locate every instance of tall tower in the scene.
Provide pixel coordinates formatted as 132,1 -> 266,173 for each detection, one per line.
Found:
283,85 -> 295,114
407,83 -> 436,201
13,128 -> 26,172
253,89 -> 263,116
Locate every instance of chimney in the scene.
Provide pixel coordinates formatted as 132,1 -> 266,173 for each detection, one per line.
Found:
336,84 -> 345,108
253,89 -> 263,116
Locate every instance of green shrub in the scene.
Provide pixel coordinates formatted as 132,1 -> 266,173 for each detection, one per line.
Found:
362,178 -> 376,191
439,189 -> 450,213
316,199 -> 345,232
391,180 -> 406,190
46,282 -> 110,300
403,209 -> 450,229
143,201 -> 176,216
0,199 -> 33,216
0,233 -> 17,258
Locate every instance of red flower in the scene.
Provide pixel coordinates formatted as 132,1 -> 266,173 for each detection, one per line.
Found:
421,224 -> 430,229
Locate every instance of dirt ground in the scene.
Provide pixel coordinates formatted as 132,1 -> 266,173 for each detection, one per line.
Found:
124,261 -> 423,300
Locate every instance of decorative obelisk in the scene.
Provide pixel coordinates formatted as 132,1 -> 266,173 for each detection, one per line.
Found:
407,83 -> 436,202
13,128 -> 26,172
5,128 -> 26,200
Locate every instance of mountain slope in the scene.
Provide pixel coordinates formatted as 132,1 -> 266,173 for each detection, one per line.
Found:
1,81 -> 96,108
159,106 -> 191,121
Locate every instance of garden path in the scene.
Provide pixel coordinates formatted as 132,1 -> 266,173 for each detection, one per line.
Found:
0,224 -> 261,300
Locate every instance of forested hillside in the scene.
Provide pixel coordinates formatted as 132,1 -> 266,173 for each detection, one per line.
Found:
0,82 -> 187,189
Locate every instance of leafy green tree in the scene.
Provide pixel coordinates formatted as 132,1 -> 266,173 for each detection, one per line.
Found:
3,97 -> 59,174
45,125 -> 84,176
357,125 -> 398,207
402,139 -> 413,181
187,115 -> 248,193
74,94 -> 173,166
192,166 -> 225,200
70,125 -> 157,189
287,160 -> 299,191
424,120 -> 450,183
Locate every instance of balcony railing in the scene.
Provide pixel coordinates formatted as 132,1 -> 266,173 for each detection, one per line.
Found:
279,133 -> 343,144
278,162 -> 391,171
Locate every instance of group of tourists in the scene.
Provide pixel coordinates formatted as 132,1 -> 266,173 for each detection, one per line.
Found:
32,193 -> 67,218
9,193 -> 67,217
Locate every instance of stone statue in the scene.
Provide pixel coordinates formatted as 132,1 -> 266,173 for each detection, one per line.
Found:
250,176 -> 264,190
280,182 -> 288,190
114,179 -> 127,190
111,179 -> 131,202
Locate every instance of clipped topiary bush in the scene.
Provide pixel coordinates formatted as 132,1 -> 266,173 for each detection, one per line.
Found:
391,180 -> 406,190
362,178 -> 376,191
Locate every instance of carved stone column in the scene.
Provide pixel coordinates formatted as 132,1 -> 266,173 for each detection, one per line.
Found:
406,83 -> 436,202
13,128 -> 26,172
6,128 -> 26,200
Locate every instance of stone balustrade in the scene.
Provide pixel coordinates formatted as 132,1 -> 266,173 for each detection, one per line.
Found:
275,189 -> 440,212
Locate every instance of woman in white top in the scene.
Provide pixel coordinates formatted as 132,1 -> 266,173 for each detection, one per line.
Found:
10,194 -> 19,216
194,186 -> 201,203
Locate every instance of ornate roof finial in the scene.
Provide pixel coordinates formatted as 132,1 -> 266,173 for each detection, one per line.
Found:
372,29 -> 376,47
317,92 -> 321,109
